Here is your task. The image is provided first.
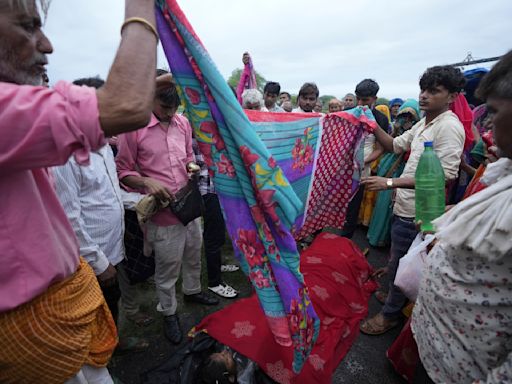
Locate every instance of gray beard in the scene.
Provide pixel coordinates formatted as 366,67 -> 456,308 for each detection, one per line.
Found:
0,45 -> 44,86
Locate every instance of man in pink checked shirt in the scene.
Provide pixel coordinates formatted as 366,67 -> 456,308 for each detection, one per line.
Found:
0,0 -> 159,382
116,73 -> 219,346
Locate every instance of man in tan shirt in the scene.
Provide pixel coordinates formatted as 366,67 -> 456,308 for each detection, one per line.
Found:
359,65 -> 466,335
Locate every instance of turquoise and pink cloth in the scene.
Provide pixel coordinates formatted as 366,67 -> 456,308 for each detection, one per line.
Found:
155,0 -> 377,372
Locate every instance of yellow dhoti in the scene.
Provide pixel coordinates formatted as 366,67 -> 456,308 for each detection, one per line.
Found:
0,258 -> 118,383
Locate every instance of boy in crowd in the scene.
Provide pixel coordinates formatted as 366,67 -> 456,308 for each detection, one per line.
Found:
278,91 -> 291,105
116,79 -> 219,346
263,81 -> 285,112
340,79 -> 390,239
359,66 -> 466,335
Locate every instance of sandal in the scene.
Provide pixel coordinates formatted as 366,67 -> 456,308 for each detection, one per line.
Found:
221,264 -> 239,273
116,336 -> 149,354
208,282 -> 238,298
126,311 -> 154,327
360,313 -> 400,335
374,290 -> 388,304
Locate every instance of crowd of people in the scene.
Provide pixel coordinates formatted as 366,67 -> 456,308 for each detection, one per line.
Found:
0,1 -> 511,383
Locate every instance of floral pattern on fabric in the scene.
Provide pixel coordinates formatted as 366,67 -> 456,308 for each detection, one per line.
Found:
292,128 -> 314,172
308,354 -> 326,371
412,242 -> 512,384
230,321 -> 257,338
156,1 -> 376,372
266,360 -> 293,384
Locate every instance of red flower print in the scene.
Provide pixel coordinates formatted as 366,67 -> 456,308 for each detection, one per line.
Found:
200,121 -> 225,151
268,156 -> 277,168
236,229 -> 265,268
185,87 -> 201,105
216,154 -> 235,178
303,145 -> 313,163
239,145 -> 260,168
262,222 -> 273,242
292,138 -> 304,159
250,269 -> 271,289
250,205 -> 265,224
256,189 -> 280,224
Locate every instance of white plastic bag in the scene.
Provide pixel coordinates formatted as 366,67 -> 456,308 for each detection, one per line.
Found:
394,233 -> 435,301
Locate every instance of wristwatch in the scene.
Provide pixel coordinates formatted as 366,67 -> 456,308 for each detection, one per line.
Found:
386,178 -> 393,189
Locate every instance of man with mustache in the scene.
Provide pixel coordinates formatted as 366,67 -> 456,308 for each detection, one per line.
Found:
0,0 -> 159,382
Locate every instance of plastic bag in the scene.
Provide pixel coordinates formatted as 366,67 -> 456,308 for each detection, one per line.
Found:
394,233 -> 435,301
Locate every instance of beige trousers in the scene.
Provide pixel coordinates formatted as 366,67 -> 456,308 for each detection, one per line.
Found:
146,218 -> 202,316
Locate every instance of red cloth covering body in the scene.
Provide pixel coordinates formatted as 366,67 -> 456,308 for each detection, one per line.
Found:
193,233 -> 377,383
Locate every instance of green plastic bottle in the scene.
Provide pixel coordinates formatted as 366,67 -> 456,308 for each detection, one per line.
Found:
415,141 -> 445,232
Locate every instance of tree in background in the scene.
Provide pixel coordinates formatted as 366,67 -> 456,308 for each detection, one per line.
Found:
227,68 -> 267,93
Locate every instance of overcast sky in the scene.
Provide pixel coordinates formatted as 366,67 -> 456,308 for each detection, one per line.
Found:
45,0 -> 511,100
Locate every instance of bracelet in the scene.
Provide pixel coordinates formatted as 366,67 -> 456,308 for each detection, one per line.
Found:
121,17 -> 159,43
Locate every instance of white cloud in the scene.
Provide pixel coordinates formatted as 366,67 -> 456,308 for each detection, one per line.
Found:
45,0 -> 512,100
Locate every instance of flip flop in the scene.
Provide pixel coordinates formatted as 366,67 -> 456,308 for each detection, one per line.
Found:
208,282 -> 238,298
360,313 -> 399,335
220,264 -> 239,273
116,337 -> 149,354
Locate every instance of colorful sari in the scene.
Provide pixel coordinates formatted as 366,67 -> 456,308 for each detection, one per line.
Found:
367,100 -> 420,247
358,104 -> 392,226
155,0 -> 377,372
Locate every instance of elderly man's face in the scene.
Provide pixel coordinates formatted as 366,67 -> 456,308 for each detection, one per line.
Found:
245,101 -> 261,110
0,1 -> 53,85
343,95 -> 356,109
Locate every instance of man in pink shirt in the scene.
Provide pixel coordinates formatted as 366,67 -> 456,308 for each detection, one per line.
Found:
0,0 -> 159,382
116,77 -> 219,345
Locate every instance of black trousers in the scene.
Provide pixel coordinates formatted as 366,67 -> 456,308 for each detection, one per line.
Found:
100,279 -> 121,325
340,185 -> 365,238
202,193 -> 226,287
413,361 -> 436,384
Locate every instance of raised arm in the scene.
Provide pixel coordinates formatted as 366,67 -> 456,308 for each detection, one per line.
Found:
373,125 -> 395,153
96,0 -> 158,136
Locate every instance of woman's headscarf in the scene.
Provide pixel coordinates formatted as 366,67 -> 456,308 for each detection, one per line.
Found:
450,93 -> 474,150
392,99 -> 420,136
375,104 -> 391,123
473,104 -> 489,136
389,98 -> 404,108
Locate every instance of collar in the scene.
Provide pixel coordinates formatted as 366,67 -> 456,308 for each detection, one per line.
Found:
147,113 -> 161,129
423,109 -> 452,128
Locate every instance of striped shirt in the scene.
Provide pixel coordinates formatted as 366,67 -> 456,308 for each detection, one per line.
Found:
53,145 -> 125,275
192,137 -> 215,195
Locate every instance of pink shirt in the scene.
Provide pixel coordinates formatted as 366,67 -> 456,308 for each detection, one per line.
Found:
116,114 -> 194,226
0,81 -> 105,312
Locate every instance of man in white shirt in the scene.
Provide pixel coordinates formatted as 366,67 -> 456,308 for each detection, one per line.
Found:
359,65 -> 466,335
292,82 -> 319,113
53,77 -> 151,350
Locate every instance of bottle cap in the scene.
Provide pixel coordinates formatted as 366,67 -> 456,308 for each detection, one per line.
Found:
423,141 -> 433,148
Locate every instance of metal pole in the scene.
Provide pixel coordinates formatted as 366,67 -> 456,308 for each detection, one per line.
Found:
450,56 -> 502,67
